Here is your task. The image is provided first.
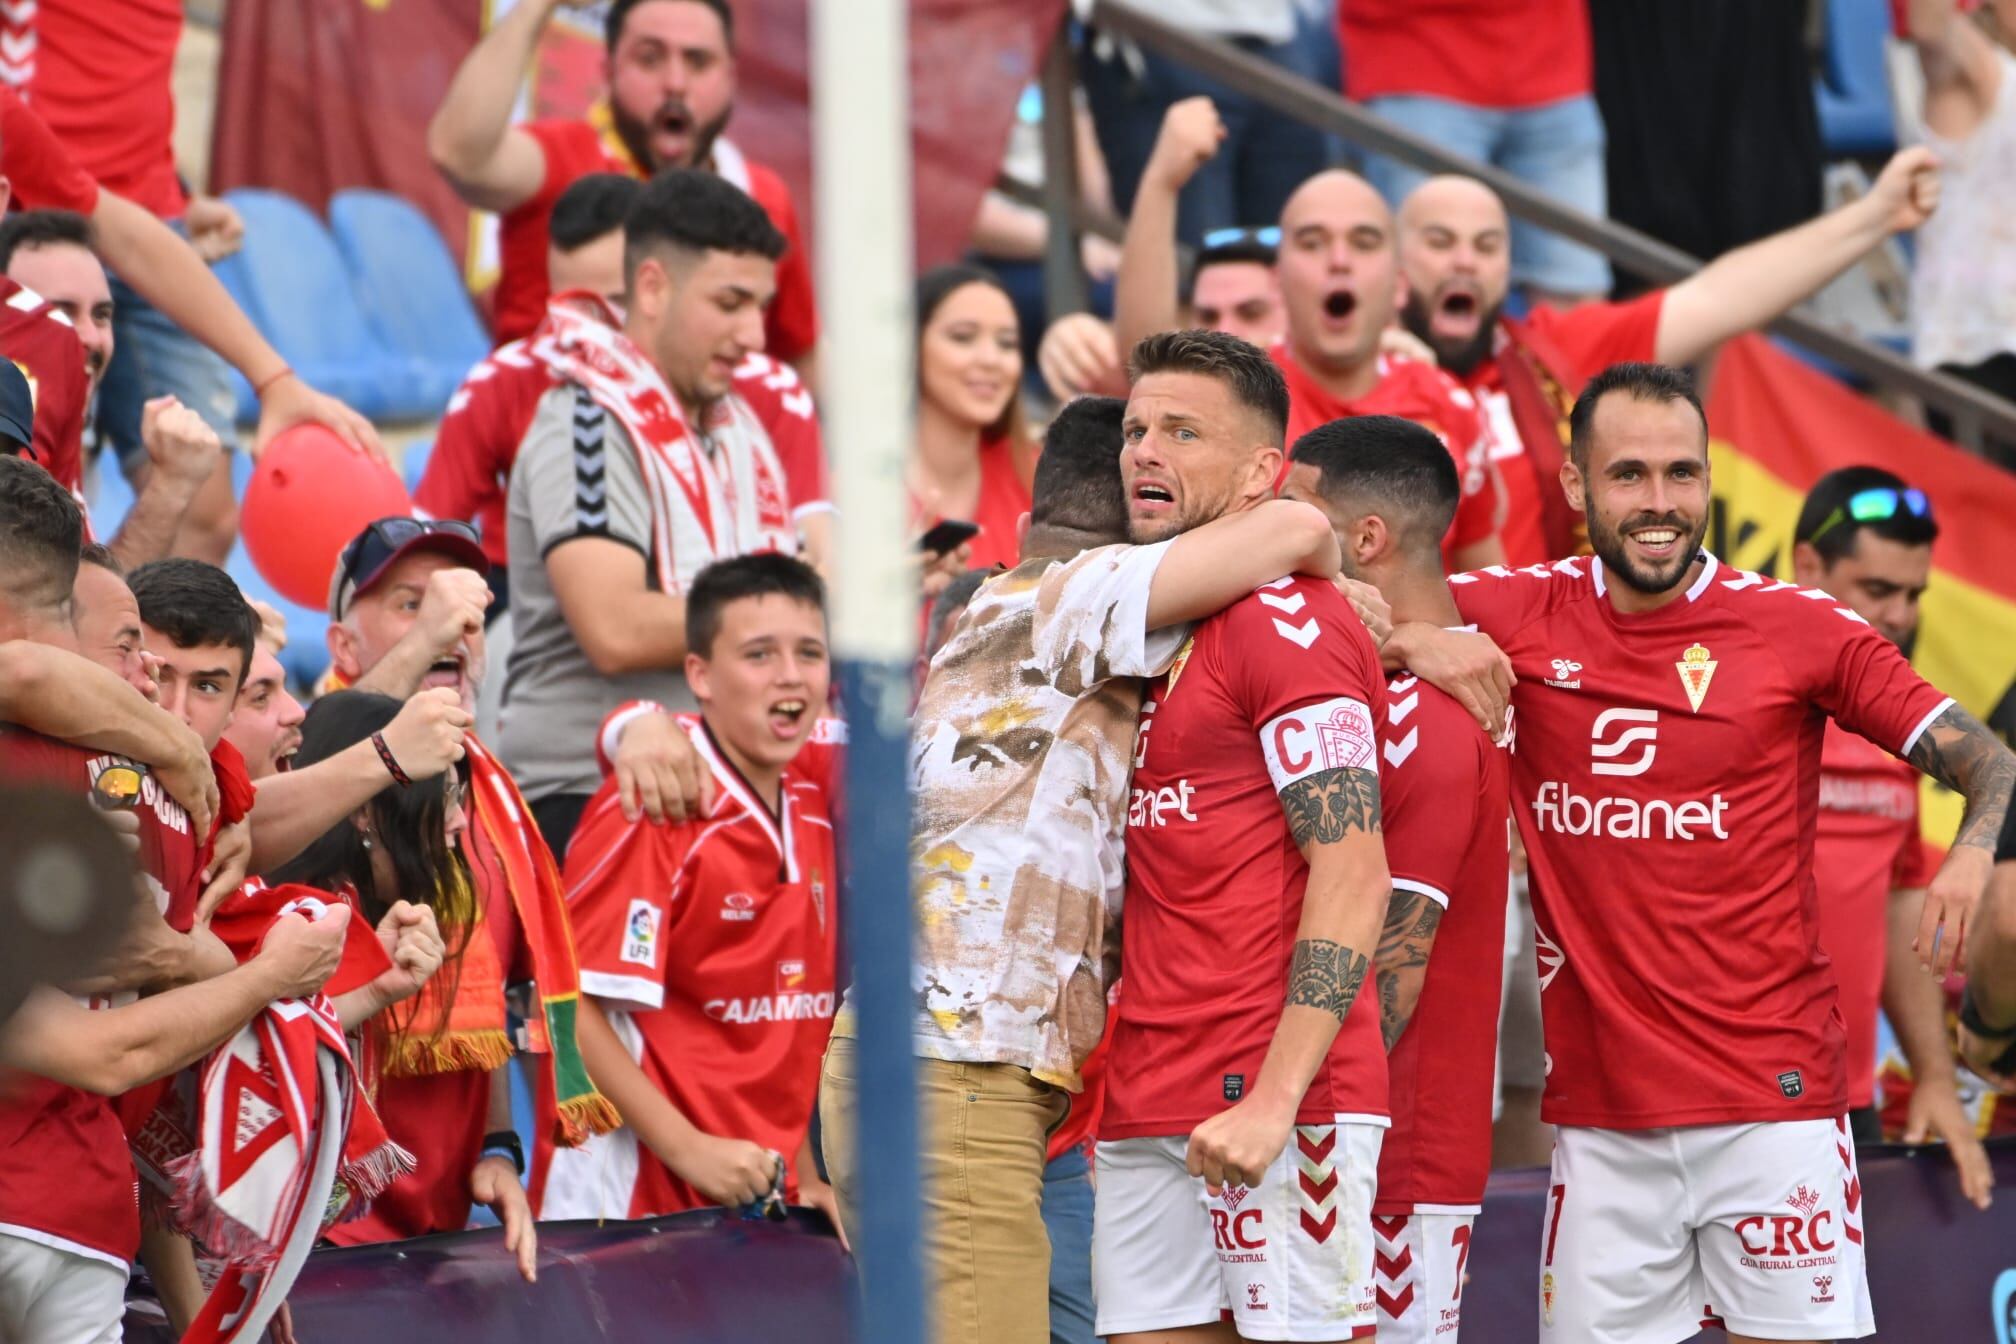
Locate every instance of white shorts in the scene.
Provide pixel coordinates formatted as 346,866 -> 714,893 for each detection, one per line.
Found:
1093,1124 -> 1383,1342
1373,1208 -> 1477,1344
1541,1117 -> 1873,1343
0,1231 -> 127,1344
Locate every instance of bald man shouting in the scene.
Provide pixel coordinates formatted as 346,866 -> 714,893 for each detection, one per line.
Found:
1395,149 -> 1940,567
1116,101 -> 1505,572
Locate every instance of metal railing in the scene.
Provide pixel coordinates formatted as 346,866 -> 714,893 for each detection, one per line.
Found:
1057,0 -> 2016,456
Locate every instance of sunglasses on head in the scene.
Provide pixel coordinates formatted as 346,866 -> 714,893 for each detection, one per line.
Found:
335,518 -> 481,616
1200,225 -> 1282,252
1805,487 -> 1932,547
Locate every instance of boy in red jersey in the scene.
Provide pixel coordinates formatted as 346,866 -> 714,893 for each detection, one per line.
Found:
1282,416 -> 1510,1344
1389,363 -> 2014,1343
541,552 -> 842,1224
1095,331 -> 1393,1344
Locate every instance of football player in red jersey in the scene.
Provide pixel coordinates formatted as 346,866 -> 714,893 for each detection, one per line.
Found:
1389,362 -> 2014,1344
1095,330 -> 1393,1344
1790,466 -> 1993,1209
1282,416 -> 1511,1344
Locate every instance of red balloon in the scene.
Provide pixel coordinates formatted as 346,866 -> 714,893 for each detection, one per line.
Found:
241,424 -> 411,609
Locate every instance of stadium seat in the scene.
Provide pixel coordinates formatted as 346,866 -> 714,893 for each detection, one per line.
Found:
86,457 -> 137,538
401,438 -> 434,496
328,191 -> 492,422
212,188 -> 418,423
1815,0 -> 1898,157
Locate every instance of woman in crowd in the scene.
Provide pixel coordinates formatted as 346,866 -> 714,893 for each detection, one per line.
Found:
265,690 -> 539,1282
910,263 -> 1038,574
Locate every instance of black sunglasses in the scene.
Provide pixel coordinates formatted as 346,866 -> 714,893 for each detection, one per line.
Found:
335,518 -> 480,615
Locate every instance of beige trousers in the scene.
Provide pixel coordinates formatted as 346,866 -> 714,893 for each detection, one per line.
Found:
819,1036 -> 1067,1344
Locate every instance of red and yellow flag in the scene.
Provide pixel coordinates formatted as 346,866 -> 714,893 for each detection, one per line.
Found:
1705,334 -> 2016,844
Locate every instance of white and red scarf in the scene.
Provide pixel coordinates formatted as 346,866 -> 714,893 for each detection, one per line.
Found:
131,887 -> 413,1344
528,292 -> 799,594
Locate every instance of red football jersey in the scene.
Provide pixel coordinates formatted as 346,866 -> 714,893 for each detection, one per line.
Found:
0,276 -> 92,511
418,337 -> 828,573
1102,576 -> 1390,1139
0,726 -> 206,1266
1814,721 -> 1935,1110
1374,671 -> 1510,1213
4,0 -> 189,219
494,122 -> 817,361
1463,295 -> 1664,567
1450,553 -> 1953,1128
0,85 -> 102,216
550,717 -> 838,1217
1273,347 -> 1498,563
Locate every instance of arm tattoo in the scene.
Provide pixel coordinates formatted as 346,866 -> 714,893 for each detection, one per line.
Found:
1287,938 -> 1372,1023
1278,766 -> 1381,847
1373,889 -> 1445,1051
1906,704 -> 2016,854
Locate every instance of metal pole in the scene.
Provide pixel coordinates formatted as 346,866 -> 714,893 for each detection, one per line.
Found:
1039,21 -> 1090,319
811,0 -> 924,1342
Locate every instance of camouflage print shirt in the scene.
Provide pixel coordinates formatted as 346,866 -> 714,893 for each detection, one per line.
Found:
905,541 -> 1186,1089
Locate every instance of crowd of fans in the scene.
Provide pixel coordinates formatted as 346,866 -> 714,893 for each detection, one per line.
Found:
0,1 -> 2014,1343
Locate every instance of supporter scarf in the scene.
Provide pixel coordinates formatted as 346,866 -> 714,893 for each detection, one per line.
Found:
1495,315 -> 1589,561
141,886 -> 412,1344
448,736 -> 619,1145
531,293 -> 786,595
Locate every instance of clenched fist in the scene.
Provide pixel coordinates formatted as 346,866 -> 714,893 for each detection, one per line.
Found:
1145,97 -> 1227,195
141,396 -> 223,489
379,687 -> 472,781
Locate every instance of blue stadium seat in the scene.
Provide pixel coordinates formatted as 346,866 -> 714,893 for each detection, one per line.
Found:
1815,0 -> 1898,157
212,188 -> 417,423
328,190 -> 491,422
401,438 -> 434,496
87,458 -> 137,538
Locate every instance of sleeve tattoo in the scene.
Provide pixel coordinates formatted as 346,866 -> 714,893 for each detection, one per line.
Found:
1287,938 -> 1372,1023
1906,703 -> 2016,854
1374,888 -> 1445,1051
1278,766 -> 1381,847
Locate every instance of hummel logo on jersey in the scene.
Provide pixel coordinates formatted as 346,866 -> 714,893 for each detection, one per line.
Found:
1545,658 -> 1583,689
1589,708 -> 1658,777
1258,580 -> 1319,648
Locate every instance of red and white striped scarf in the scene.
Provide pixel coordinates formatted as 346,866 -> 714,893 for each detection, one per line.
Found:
134,887 -> 413,1344
531,293 -> 800,594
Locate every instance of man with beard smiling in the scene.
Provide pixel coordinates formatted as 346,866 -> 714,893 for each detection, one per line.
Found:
1388,362 -> 2014,1344
428,0 -> 817,372
1394,148 -> 1940,568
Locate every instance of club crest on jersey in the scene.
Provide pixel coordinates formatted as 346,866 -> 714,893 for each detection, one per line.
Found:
1676,642 -> 1718,712
1542,1272 -> 1557,1326
1545,657 -> 1583,690
1165,636 -> 1196,694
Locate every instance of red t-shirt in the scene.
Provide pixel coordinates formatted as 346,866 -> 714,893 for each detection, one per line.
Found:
494,122 -> 817,362
0,85 -> 103,216
5,0 -> 188,218
1273,347 -> 1497,564
1339,0 -> 1593,108
1461,296 -> 1664,569
1450,554 -> 1953,1128
907,433 -> 1032,575
1813,721 -> 1935,1110
547,718 -> 838,1217
1103,576 -> 1390,1139
1374,671 -> 1509,1213
0,275 -> 91,512
0,727 -> 205,1266
418,331 -> 828,573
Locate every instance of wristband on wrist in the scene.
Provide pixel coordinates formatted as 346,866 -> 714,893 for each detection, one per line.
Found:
1958,986 -> 2016,1039
480,1129 -> 525,1176
371,732 -> 412,788
253,366 -> 295,396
